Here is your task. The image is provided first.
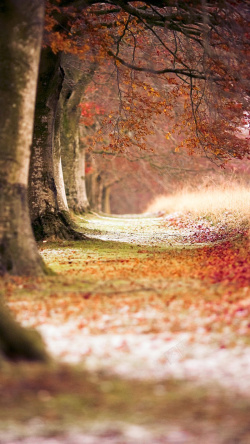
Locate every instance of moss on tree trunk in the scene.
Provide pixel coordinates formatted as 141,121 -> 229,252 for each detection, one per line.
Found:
0,182 -> 48,275
32,209 -> 86,241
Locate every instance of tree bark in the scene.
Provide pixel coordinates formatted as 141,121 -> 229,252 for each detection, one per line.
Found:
102,186 -> 111,214
0,0 -> 49,361
60,54 -> 97,214
54,101 -> 69,213
29,48 -> 86,241
86,171 -> 103,212
0,0 -> 47,275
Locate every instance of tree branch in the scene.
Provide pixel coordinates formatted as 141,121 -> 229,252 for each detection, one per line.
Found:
108,50 -> 208,79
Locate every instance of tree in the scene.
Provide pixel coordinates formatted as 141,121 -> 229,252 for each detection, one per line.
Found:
28,47 -> 87,240
97,0 -> 249,162
28,3 -> 101,240
0,0 -> 49,361
60,54 -> 97,214
0,0 -> 47,275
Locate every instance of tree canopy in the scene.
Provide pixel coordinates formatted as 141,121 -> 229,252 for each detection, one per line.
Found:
46,0 -> 250,162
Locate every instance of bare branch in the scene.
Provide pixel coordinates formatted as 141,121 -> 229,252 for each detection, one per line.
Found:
108,50 -> 209,79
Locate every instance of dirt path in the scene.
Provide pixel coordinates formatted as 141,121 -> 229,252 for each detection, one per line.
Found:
1,212 -> 250,443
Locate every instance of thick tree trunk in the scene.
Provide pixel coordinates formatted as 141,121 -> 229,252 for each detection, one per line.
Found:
0,0 -> 47,275
0,1 -> 49,361
61,111 -> 89,214
60,55 -> 96,214
29,48 -> 85,241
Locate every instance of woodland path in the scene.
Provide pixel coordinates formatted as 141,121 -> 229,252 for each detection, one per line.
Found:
39,212 -> 250,391
1,212 -> 250,443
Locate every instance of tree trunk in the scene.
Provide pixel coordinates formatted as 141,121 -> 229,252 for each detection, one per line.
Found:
0,1 -> 49,361
29,48 -> 86,241
86,171 -> 103,212
61,111 -> 89,214
0,0 -> 47,276
0,298 -> 47,362
60,55 -> 97,214
54,97 -> 69,213
102,186 -> 111,214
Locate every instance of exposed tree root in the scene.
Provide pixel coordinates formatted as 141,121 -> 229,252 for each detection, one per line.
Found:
32,210 -> 88,241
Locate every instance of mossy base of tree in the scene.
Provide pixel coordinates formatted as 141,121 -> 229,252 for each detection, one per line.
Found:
32,210 -> 88,241
70,204 -> 90,216
0,299 -> 48,362
0,182 -> 49,276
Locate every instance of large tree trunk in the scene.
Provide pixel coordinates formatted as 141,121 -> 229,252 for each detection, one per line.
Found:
60,55 -> 97,214
61,110 -> 89,214
0,1 -> 48,361
0,0 -> 47,276
29,48 -> 85,241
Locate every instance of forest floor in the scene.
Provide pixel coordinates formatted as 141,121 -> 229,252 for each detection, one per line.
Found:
0,211 -> 250,443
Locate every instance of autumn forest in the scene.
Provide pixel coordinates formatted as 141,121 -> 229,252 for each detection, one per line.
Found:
0,1 -> 250,442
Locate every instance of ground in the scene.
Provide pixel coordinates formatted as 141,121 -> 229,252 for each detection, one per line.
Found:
0,212 -> 250,443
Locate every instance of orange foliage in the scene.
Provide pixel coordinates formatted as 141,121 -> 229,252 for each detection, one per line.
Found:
44,0 -> 249,162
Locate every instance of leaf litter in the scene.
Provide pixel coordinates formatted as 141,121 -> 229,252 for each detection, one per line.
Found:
2,212 -> 250,443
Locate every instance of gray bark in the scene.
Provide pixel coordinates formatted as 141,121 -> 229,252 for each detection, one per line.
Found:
0,0 -> 48,361
29,48 -> 86,241
60,54 -> 97,214
54,104 -> 69,213
0,0 -> 47,275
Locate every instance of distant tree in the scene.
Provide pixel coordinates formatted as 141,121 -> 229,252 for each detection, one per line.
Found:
59,54 -> 97,214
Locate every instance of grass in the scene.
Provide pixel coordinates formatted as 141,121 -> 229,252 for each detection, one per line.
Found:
146,184 -> 250,230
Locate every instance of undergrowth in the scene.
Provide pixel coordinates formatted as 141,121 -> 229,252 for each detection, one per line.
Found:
146,185 -> 250,231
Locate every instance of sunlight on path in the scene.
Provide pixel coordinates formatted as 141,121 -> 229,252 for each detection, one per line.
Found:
78,211 -> 239,246
78,213 -> 187,245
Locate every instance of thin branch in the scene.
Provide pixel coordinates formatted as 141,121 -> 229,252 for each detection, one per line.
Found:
108,51 -> 209,79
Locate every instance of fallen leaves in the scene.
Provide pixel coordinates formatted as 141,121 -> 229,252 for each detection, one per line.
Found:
161,211 -> 247,244
1,212 -> 250,395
